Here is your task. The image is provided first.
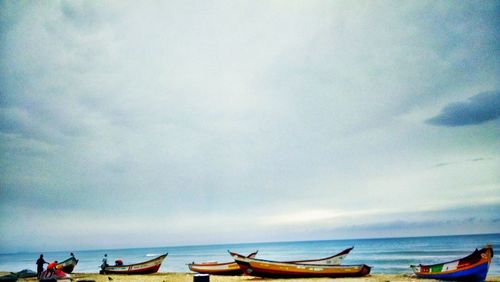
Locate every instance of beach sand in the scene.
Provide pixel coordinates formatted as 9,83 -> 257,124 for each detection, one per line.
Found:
4,272 -> 500,282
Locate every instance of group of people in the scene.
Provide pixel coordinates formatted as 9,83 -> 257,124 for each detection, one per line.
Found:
36,252 -> 76,278
36,252 -> 122,277
100,254 -> 124,271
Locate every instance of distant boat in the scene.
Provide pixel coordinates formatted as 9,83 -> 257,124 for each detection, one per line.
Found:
100,253 -> 167,274
410,245 -> 494,281
188,251 -> 258,275
229,251 -> 371,278
56,256 -> 78,273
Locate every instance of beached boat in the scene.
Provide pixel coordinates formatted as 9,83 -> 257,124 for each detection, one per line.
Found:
56,256 -> 78,273
189,247 -> 352,275
410,245 -> 493,281
229,251 -> 371,278
188,251 -> 258,275
100,253 -> 168,274
282,247 -> 353,265
0,270 -> 37,282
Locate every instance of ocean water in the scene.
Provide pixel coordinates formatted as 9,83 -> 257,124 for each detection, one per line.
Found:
0,233 -> 498,275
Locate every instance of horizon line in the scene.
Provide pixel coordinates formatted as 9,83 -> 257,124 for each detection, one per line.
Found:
2,232 -> 498,256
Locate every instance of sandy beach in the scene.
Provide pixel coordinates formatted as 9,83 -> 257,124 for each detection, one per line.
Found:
3,272 -> 500,282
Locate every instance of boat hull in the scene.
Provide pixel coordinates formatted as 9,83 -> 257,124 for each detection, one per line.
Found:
101,254 -> 167,275
56,257 -> 78,274
188,251 -> 257,275
230,251 -> 370,278
411,246 -> 493,282
415,261 -> 489,281
188,262 -> 242,275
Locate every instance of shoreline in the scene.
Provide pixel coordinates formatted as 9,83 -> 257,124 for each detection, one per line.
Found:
3,272 -> 500,282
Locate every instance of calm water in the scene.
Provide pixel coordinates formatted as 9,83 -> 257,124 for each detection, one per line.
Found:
0,233 -> 498,275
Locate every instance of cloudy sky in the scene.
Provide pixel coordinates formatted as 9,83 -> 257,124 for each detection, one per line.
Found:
0,1 -> 499,253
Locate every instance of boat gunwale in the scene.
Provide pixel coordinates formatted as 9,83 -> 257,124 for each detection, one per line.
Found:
188,251 -> 257,268
281,247 -> 353,264
56,257 -> 79,265
230,251 -> 369,269
189,261 -> 236,267
58,257 -> 78,264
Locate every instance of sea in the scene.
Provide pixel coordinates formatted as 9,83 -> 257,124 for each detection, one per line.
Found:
0,233 -> 498,275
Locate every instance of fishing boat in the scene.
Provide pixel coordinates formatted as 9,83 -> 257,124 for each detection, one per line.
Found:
229,251 -> 371,278
189,247 -> 353,276
100,253 -> 168,274
56,256 -> 78,273
188,251 -> 258,275
410,245 -> 494,281
282,247 -> 353,265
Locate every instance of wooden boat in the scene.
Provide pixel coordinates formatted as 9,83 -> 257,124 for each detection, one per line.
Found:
282,247 -> 353,265
56,256 -> 78,273
229,251 -> 371,278
188,251 -> 258,275
100,253 -> 168,274
189,247 -> 353,276
410,245 -> 493,281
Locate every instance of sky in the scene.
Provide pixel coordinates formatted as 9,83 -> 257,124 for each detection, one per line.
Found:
0,1 -> 499,253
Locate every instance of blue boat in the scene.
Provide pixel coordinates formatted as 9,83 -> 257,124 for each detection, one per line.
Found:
410,245 -> 493,281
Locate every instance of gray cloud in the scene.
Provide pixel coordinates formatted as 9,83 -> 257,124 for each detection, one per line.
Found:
430,157 -> 493,168
431,162 -> 454,168
1,1 -> 499,252
319,203 -> 500,239
426,91 -> 500,126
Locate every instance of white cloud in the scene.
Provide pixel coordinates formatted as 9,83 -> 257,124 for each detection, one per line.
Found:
0,1 -> 499,252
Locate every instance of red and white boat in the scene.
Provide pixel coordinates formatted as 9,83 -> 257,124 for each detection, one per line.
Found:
100,253 -> 168,274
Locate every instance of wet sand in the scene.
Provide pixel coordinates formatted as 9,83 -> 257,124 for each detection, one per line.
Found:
5,272 -> 500,282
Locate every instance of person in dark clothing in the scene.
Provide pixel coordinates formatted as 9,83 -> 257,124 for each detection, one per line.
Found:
101,254 -> 109,271
36,254 -> 47,278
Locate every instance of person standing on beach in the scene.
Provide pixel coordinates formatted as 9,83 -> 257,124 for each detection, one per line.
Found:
36,254 -> 47,278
